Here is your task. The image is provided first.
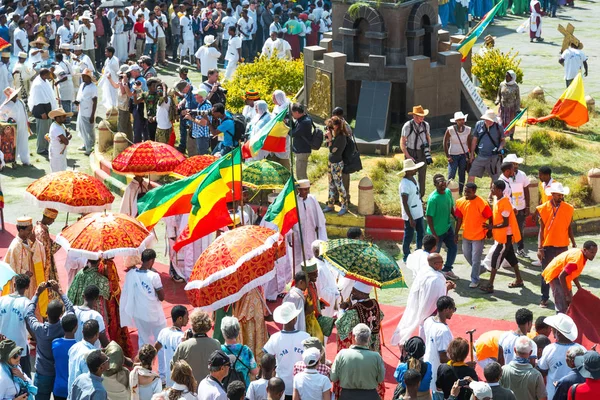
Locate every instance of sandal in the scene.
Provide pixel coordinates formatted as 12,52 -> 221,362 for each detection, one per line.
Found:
539,300 -> 548,308
508,281 -> 524,288
479,285 -> 494,294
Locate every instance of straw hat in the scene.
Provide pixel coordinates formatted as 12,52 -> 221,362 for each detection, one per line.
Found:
450,111 -> 468,123
49,108 -> 74,119
0,52 -> 9,58
504,154 -> 524,164
203,35 -> 216,46
273,302 -> 302,325
480,109 -> 498,123
397,158 -> 425,175
408,105 -> 429,117
545,181 -> 570,196
0,87 -> 21,109
30,37 -> 49,47
544,313 -> 578,341
81,68 -> 96,82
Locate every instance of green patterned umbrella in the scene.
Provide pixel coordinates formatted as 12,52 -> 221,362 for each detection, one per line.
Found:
242,160 -> 291,190
320,239 -> 406,288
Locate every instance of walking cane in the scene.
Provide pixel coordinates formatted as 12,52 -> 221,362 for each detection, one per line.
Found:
466,328 -> 477,362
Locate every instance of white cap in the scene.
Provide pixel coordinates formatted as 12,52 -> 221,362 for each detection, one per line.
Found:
469,381 -> 493,399
297,179 -> 310,189
504,154 -> 524,164
54,10 -> 62,16
353,280 -> 373,294
126,64 -> 141,73
302,347 -> 321,367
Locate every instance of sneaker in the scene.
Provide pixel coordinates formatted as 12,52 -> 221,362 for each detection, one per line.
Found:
516,249 -> 527,258
337,206 -> 348,216
444,271 -> 459,280
531,260 -> 542,267
323,206 -> 335,213
469,282 -> 479,288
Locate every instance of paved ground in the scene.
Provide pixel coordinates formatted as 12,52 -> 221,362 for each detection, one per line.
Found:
3,0 -> 600,323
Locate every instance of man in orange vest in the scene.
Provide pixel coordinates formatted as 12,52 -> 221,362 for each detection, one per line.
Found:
541,241 -> 597,313
536,182 -> 576,308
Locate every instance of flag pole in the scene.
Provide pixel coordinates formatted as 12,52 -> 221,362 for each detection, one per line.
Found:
239,153 -> 245,225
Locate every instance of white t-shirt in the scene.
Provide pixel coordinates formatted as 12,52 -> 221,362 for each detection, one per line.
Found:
399,177 -> 423,220
57,25 -> 75,44
293,369 -> 332,400
247,378 -> 268,400
422,316 -> 453,392
509,170 -> 530,211
77,23 -> 96,50
73,306 -> 105,348
156,97 -> 172,130
195,46 -> 221,77
498,331 -> 538,365
538,342 -> 578,400
561,48 -> 587,81
156,14 -> 167,38
263,330 -> 311,396
225,36 -> 242,62
197,376 -> 227,400
49,122 -> 67,156
76,83 -> 98,118
13,28 -> 28,56
157,327 -> 184,386
221,15 -> 237,40
180,15 -> 194,41
144,20 -> 159,44
237,16 -> 254,40
135,8 -> 150,21
0,294 -> 30,353
262,38 -> 290,59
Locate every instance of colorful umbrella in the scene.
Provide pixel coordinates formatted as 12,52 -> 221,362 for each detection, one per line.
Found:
25,170 -> 115,213
112,141 -> 186,176
242,159 -> 291,190
172,155 -> 218,178
0,261 -> 16,288
0,37 -> 9,52
55,212 -> 155,260
185,225 -> 286,311
320,239 -> 406,288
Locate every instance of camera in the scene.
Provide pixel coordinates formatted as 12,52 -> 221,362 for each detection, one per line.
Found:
492,147 -> 506,156
458,379 -> 470,387
189,109 -> 212,117
421,143 -> 433,165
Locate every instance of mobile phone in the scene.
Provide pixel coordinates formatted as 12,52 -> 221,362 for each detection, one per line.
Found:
458,379 -> 469,387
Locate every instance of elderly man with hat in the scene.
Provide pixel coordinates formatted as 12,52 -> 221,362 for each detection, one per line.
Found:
264,302 -> 311,400
443,111 -> 471,196
195,35 -> 221,82
34,208 -> 61,291
537,181 -> 577,309
72,44 -> 95,76
401,105 -> 431,200
0,87 -> 30,166
468,109 -> 506,195
197,350 -> 231,400
28,36 -> 50,70
75,69 -> 97,156
48,107 -> 73,171
399,158 -> 425,262
182,87 -> 213,155
0,339 -> 35,400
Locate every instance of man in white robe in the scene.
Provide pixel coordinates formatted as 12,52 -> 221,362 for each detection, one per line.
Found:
28,69 -> 58,155
54,53 -> 76,120
99,46 -> 119,110
405,234 -> 439,280
282,270 -> 308,332
119,176 -> 150,217
291,179 -> 327,270
390,252 -> 455,347
0,87 -> 30,165
0,52 -> 13,103
312,240 -> 340,318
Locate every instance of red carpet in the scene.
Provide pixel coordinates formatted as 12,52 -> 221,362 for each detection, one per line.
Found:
0,223 -> 514,398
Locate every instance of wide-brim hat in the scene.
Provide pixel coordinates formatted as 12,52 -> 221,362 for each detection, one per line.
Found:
480,109 -> 498,122
575,351 -> 600,379
398,158 -> 425,175
0,87 -> 21,109
408,105 -> 429,117
204,35 -> 216,46
81,68 -> 96,82
484,35 -> 496,43
545,181 -> 570,196
544,314 -> 578,342
273,302 -> 302,325
30,37 -> 50,47
450,111 -> 468,123
49,108 -> 74,119
504,153 -> 524,164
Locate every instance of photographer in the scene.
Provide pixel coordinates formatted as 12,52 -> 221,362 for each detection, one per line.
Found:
174,80 -> 197,154
468,110 -> 506,194
126,64 -> 148,143
200,68 -> 227,107
183,88 -> 213,155
203,103 -> 237,156
401,105 -> 432,201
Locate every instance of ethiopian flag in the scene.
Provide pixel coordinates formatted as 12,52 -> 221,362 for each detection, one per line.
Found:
504,107 -> 528,132
263,177 -> 298,235
527,73 -> 589,127
174,147 -> 242,251
457,0 -> 505,61
242,109 -> 290,159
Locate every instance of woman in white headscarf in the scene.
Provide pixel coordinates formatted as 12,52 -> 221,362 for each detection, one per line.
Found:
495,70 -> 520,140
271,90 -> 291,165
246,100 -> 272,161
112,9 -> 128,63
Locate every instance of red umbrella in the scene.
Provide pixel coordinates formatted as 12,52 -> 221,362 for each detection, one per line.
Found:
112,141 -> 186,176
172,155 -> 218,177
185,225 -> 286,311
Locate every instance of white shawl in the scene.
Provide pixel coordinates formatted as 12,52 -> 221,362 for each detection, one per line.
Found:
28,75 -> 58,111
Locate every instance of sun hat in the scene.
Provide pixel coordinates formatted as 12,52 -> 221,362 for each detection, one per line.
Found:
203,35 -> 216,45
18,51 -> 27,58
30,37 -> 49,47
545,181 -> 570,196
126,64 -> 141,73
543,313 -> 578,342
504,154 -> 524,164
193,88 -> 209,97
480,109 -> 499,123
450,111 -> 468,123
54,10 -> 62,16
408,105 -> 429,117
2,87 -> 20,103
302,347 -> 321,367
49,108 -> 74,119
397,159 -> 425,175
575,351 -> 600,379
81,68 -> 96,82
469,381 -> 493,399
273,302 -> 302,325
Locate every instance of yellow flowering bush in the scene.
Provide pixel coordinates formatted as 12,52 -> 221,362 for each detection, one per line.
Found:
472,48 -> 524,99
222,54 -> 305,113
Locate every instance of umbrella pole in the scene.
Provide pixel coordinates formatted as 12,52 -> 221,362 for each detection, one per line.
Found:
292,233 -> 296,277
238,160 -> 245,225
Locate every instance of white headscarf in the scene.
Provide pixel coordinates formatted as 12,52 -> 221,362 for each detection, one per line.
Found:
28,75 -> 58,111
272,90 -> 291,115
506,70 -> 517,86
250,100 -> 272,132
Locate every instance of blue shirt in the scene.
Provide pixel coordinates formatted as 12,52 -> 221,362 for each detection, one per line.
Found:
221,343 -> 258,388
130,76 -> 148,92
394,361 -> 433,393
69,372 -> 107,400
191,100 -> 213,138
52,337 -> 77,398
67,340 -> 96,392
474,120 -> 504,157
218,111 -> 236,147
553,368 -> 585,400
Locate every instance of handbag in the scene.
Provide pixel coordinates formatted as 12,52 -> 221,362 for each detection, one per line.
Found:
342,131 -> 363,174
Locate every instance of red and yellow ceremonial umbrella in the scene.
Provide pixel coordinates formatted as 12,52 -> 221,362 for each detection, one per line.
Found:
25,170 -> 115,213
112,141 -> 186,176
185,225 -> 286,311
55,212 -> 155,260
172,155 -> 218,178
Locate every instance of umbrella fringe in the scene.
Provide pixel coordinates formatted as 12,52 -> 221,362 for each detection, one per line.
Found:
188,269 -> 276,312
184,231 -> 282,291
24,189 -> 113,213
55,229 -> 157,261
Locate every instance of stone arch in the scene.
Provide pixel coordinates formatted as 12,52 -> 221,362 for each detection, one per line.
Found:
339,5 -> 387,62
407,1 -> 439,60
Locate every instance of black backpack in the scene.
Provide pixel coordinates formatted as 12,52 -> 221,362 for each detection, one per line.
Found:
227,114 -> 247,144
221,346 -> 250,391
310,122 -> 324,150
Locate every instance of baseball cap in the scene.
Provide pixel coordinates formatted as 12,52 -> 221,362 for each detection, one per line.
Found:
208,350 -> 231,368
469,381 -> 493,399
302,347 -> 321,367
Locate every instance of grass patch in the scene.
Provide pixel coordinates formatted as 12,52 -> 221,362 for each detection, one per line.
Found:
307,147 -> 329,183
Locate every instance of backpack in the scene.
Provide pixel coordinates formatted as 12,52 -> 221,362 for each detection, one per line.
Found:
221,346 -> 250,391
310,121 -> 324,150
227,113 -> 247,143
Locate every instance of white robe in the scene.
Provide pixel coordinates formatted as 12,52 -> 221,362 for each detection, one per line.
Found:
28,75 -> 58,112
119,179 -> 150,217
390,266 -> 448,346
64,253 -> 87,286
316,258 -> 340,318
291,194 -> 327,268
99,55 -> 120,110
0,63 -> 12,103
165,214 -> 214,281
260,218 -> 293,301
282,286 -> 306,332
55,60 -> 75,102
0,99 -> 29,164
405,249 -> 430,280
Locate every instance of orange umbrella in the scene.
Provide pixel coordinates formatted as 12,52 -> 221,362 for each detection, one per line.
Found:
172,155 -> 218,177
55,212 -> 155,260
25,171 -> 115,213
185,225 -> 286,311
112,141 -> 186,176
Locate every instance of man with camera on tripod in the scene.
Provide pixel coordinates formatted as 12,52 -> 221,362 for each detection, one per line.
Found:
401,105 -> 432,201
183,88 -> 213,155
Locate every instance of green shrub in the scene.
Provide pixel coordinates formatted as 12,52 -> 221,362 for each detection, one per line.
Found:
528,130 -> 553,155
569,175 -> 593,208
504,139 -> 532,156
371,158 -> 402,194
222,54 -> 304,113
552,132 -> 576,149
472,48 -> 524,99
